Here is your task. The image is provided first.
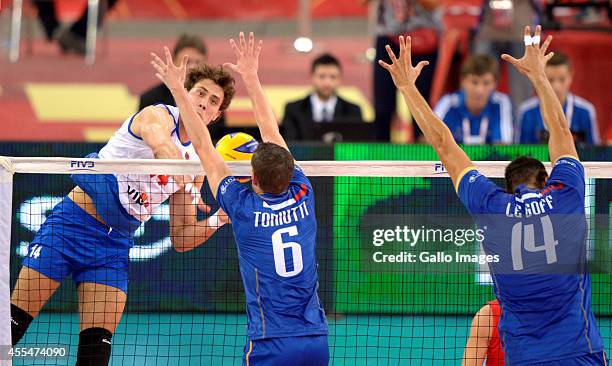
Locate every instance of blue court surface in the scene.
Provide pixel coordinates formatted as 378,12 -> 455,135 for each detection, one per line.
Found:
15,314 -> 612,365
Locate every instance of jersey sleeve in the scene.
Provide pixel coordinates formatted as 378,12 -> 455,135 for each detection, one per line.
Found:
216,176 -> 248,218
457,168 -> 507,214
547,156 -> 585,194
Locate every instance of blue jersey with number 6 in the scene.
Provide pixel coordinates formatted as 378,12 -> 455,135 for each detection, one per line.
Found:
217,166 -> 328,340
457,156 -> 604,365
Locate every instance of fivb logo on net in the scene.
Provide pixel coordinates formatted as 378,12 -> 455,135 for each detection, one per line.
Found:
69,160 -> 96,171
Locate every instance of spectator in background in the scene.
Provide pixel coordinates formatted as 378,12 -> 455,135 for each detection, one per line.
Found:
434,55 -> 513,145
473,0 -> 540,117
282,53 -> 363,141
139,34 -> 226,140
516,52 -> 600,145
33,0 -> 118,55
372,0 -> 442,142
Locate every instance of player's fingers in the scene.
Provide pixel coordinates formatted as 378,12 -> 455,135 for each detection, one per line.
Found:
164,46 -> 173,66
239,32 -> 247,51
154,73 -> 164,82
150,61 -> 166,75
524,25 -> 531,38
222,62 -> 239,73
405,36 -> 413,66
540,35 -> 553,54
501,53 -> 520,67
534,25 -> 542,39
248,32 -> 255,54
544,51 -> 555,62
181,55 -> 189,69
255,40 -> 263,58
415,60 -> 429,74
150,53 -> 165,67
398,36 -> 405,65
229,39 -> 242,58
385,45 -> 398,64
378,59 -> 393,71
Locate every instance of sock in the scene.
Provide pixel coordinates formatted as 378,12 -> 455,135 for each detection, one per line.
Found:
75,327 -> 113,366
10,304 -> 34,346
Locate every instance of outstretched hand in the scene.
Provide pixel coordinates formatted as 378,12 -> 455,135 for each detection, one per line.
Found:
150,46 -> 187,91
378,35 -> 429,89
501,25 -> 554,81
223,32 -> 262,77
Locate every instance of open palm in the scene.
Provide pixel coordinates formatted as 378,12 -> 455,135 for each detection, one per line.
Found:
150,46 -> 187,91
378,35 -> 430,90
223,32 -> 262,76
501,25 -> 554,81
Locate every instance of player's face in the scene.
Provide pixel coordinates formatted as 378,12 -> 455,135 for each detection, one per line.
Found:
174,47 -> 207,70
461,73 -> 496,111
545,64 -> 572,103
188,79 -> 224,124
312,65 -> 341,100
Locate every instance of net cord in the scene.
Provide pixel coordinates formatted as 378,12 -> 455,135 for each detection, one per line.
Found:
2,156 -> 612,178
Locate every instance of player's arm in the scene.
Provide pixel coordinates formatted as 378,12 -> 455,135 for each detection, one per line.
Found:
131,106 -> 183,160
169,176 -> 229,252
461,304 -> 491,366
151,47 -> 232,198
378,35 -> 474,191
501,25 -> 578,162
223,32 -> 289,151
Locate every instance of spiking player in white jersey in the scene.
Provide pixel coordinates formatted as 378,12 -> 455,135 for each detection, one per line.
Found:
10,65 -> 236,365
152,32 -> 328,365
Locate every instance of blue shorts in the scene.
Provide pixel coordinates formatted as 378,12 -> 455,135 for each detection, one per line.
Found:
528,352 -> 608,365
22,197 -> 132,294
243,335 -> 328,366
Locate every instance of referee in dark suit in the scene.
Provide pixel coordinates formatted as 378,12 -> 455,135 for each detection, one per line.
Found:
282,54 -> 363,141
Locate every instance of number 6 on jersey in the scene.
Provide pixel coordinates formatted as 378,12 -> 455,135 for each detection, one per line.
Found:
272,226 -> 304,277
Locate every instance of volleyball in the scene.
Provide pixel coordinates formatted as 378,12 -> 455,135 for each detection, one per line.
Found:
215,132 -> 259,161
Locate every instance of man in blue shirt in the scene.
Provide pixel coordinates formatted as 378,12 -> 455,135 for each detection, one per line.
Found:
516,51 -> 601,145
434,54 -> 513,144
151,32 -> 328,365
379,26 -> 606,365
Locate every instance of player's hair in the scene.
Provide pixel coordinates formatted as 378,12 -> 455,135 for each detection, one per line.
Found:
251,143 -> 295,194
460,54 -> 499,79
504,156 -> 548,193
173,34 -> 207,59
546,51 -> 571,69
185,65 -> 235,112
311,53 -> 342,73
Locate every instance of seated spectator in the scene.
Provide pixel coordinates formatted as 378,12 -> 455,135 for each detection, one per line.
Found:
139,34 -> 226,140
433,55 -> 513,145
516,52 -> 600,145
282,53 -> 363,141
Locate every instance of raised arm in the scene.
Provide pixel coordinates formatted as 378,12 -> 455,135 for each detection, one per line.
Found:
501,25 -> 578,162
223,32 -> 289,151
378,35 -> 474,190
131,106 -> 182,160
151,47 -> 232,198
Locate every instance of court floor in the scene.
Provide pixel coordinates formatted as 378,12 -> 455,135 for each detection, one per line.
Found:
17,314 -> 612,365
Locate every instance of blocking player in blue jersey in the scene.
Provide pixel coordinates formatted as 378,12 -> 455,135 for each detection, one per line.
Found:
379,26 -> 606,365
151,32 -> 328,366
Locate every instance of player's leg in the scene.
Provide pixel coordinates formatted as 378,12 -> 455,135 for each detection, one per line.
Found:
10,267 -> 61,345
76,282 -> 127,366
243,335 -> 329,366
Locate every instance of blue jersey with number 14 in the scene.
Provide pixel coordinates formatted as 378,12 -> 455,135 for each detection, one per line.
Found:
457,156 -> 604,365
217,166 -> 328,340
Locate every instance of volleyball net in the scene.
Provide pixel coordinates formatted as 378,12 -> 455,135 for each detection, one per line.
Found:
1,156 -> 611,365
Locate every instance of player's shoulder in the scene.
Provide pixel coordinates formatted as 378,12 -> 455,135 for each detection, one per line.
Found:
518,96 -> 540,115
434,92 -> 461,117
491,91 -> 511,106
